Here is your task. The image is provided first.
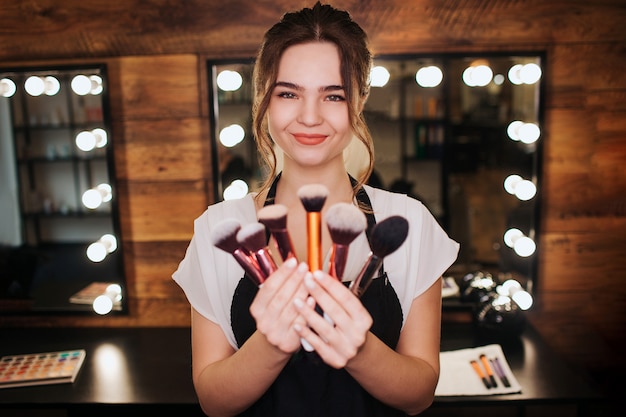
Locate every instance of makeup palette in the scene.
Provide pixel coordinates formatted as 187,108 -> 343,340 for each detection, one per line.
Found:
0,349 -> 86,389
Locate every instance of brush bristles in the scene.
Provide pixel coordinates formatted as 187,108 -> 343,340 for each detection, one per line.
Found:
257,204 -> 288,230
210,218 -> 243,253
236,222 -> 268,253
297,184 -> 329,212
370,215 -> 409,257
324,202 -> 367,245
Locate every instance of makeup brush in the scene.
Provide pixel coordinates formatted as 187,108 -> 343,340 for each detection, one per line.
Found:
324,202 -> 367,280
349,215 -> 409,298
210,218 -> 266,286
236,222 -> 278,278
297,184 -> 329,272
257,204 -> 297,262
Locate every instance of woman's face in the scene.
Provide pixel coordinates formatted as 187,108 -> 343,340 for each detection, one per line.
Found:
267,41 -> 352,170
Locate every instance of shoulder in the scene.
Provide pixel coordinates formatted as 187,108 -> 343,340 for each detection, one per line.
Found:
363,185 -> 428,219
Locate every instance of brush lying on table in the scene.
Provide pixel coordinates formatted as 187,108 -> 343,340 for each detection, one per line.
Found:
324,202 -> 367,281
349,215 -> 409,298
210,218 -> 267,286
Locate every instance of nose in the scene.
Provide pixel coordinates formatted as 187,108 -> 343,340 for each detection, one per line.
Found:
297,98 -> 323,126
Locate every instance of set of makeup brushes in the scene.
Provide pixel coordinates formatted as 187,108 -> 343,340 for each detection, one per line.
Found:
210,184 -> 409,299
470,354 -> 511,389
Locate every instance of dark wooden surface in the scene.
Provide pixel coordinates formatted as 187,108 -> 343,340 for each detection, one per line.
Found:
0,324 -> 604,415
0,0 -> 625,402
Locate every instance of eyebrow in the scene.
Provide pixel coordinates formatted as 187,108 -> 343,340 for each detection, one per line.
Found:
274,81 -> 344,93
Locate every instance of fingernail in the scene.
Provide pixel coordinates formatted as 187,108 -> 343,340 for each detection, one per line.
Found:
304,275 -> 316,290
313,270 -> 325,281
284,257 -> 297,269
293,298 -> 304,309
297,262 -> 309,273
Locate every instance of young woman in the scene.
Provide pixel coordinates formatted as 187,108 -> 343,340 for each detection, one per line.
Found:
173,3 -> 459,416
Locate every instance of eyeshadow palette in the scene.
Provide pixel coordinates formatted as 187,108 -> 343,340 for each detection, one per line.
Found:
0,349 -> 86,389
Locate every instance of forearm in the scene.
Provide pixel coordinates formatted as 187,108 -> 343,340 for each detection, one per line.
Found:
194,331 -> 292,417
345,332 -> 439,416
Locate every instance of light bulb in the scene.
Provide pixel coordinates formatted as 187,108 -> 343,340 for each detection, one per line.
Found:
82,188 -> 103,209
93,294 -> 113,315
76,131 -> 96,151
25,76 -> 45,96
87,241 -> 107,262
415,66 -> 443,88
219,124 -> 245,147
513,236 -> 536,257
0,78 -> 17,97
370,66 -> 390,87
216,70 -> 243,91
44,76 -> 60,96
71,75 -> 91,95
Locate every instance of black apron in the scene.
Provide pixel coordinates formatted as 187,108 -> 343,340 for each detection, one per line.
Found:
230,175 -> 406,417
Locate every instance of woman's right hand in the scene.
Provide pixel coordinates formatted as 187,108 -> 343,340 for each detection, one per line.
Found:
249,257 -> 312,353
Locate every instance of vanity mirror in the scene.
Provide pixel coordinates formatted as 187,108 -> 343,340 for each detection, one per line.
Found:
207,52 -> 543,301
0,64 -> 126,315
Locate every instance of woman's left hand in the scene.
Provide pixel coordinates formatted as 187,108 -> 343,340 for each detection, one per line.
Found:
293,270 -> 373,368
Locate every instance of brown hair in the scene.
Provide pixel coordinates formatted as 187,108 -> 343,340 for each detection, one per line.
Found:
252,2 -> 374,199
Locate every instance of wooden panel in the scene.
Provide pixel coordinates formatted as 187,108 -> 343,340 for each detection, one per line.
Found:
114,117 -> 210,181
538,231 -> 626,292
1,1 -> 625,60
107,55 -> 201,121
118,180 -> 207,242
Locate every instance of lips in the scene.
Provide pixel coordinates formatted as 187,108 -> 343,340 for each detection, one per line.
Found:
292,134 -> 327,146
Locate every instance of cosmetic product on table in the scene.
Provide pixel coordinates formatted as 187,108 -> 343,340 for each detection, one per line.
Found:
0,350 -> 86,389
436,344 -> 521,396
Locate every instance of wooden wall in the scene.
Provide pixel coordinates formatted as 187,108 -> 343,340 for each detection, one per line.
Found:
1,0 -> 625,394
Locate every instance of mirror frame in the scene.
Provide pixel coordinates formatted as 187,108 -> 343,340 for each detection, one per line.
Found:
0,63 -> 127,315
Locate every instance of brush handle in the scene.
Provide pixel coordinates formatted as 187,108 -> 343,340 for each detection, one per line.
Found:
349,254 -> 382,297
271,229 -> 297,261
306,212 -> 322,271
232,248 -> 266,286
329,243 -> 349,280
253,248 -> 278,277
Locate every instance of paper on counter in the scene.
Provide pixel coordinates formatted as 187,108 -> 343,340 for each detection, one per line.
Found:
435,343 -> 521,396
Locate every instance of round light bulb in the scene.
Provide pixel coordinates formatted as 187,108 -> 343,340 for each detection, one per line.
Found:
89,75 -> 103,95
87,241 -> 107,262
504,228 -> 523,248
416,66 -> 443,88
0,78 -> 17,97
508,64 -> 524,85
504,174 -> 522,194
520,63 -> 542,84
519,122 -> 541,144
25,76 -> 45,96
93,294 -> 113,315
219,124 -> 245,147
71,75 -> 91,95
76,131 -> 96,151
514,236 -> 536,257
44,76 -> 60,96
92,128 -> 108,148
216,70 -> 243,92
82,188 -> 103,209
514,179 -> 537,201
370,65 -> 390,87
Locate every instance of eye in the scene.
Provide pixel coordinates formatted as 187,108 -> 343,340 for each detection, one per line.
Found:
276,91 -> 297,99
326,94 -> 346,102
